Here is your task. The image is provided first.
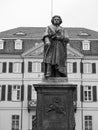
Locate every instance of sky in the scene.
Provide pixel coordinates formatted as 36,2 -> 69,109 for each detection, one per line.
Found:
0,0 -> 98,32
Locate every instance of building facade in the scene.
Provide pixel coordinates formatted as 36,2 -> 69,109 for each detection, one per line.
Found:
0,27 -> 98,130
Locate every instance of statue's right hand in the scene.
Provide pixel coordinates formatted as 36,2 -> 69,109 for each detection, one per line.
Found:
45,37 -> 51,45
46,41 -> 51,45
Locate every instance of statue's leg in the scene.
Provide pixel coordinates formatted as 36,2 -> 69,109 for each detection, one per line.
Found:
51,65 -> 56,77
45,63 -> 51,78
55,65 -> 67,77
55,70 -> 60,77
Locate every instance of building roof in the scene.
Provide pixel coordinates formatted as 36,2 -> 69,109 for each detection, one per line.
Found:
0,27 -> 45,39
0,27 -> 98,56
0,27 -> 98,39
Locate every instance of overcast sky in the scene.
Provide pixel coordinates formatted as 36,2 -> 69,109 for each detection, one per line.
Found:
0,0 -> 98,32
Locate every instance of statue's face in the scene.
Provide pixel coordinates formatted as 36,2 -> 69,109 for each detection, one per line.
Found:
53,16 -> 60,26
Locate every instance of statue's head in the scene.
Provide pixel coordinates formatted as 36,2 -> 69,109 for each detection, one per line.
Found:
51,15 -> 62,26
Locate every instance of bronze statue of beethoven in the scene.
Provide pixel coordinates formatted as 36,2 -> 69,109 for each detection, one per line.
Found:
43,15 -> 69,78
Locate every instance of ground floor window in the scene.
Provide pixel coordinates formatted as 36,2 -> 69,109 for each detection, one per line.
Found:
84,115 -> 92,130
12,115 -> 20,130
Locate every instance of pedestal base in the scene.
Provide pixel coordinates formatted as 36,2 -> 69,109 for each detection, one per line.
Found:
34,79 -> 77,130
42,77 -> 68,83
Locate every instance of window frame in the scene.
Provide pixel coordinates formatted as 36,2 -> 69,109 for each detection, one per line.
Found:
0,39 -> 4,50
83,86 -> 93,102
12,115 -> 20,130
28,61 -> 41,73
83,63 -> 92,74
84,115 -> 93,130
13,62 -> 21,74
32,61 -> 41,73
14,39 -> 22,50
82,40 -> 90,50
82,62 -> 96,74
67,62 -> 77,73
12,85 -> 21,101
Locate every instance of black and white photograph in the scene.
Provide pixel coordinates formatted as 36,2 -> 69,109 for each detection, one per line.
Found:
0,0 -> 98,130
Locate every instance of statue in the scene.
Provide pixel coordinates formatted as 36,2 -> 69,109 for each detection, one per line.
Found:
42,15 -> 69,78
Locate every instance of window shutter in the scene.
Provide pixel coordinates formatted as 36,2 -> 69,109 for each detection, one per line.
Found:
41,62 -> 44,72
2,62 -> 6,73
80,85 -> 84,101
1,85 -> 6,101
73,62 -> 77,73
73,87 -> 77,101
92,63 -> 96,73
28,62 -> 32,72
21,85 -> 24,101
9,62 -> 13,73
8,85 -> 12,101
93,86 -> 97,101
21,62 -> 24,73
80,62 -> 83,73
28,85 -> 32,100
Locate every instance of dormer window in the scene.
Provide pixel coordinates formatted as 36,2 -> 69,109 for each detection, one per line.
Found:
13,31 -> 26,36
78,32 -> 90,36
0,39 -> 4,50
15,39 -> 22,50
82,40 -> 90,50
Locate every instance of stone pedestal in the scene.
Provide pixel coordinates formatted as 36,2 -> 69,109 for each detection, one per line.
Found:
34,79 -> 77,130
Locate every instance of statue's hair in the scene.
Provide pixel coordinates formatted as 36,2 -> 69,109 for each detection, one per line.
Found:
51,15 -> 62,25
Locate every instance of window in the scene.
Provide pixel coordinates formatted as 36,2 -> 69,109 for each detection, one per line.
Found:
32,62 -> 41,72
13,32 -> 26,36
84,86 -> 93,101
8,85 -> 24,101
12,85 -> 21,101
84,116 -> 92,130
81,85 -> 97,102
12,115 -> 20,130
79,32 -> 90,36
15,39 -> 22,50
80,62 -> 96,74
9,62 -> 23,73
0,39 -> 4,49
28,61 -> 41,73
13,62 -> 21,73
82,40 -> 90,50
67,62 -> 77,73
84,63 -> 92,73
